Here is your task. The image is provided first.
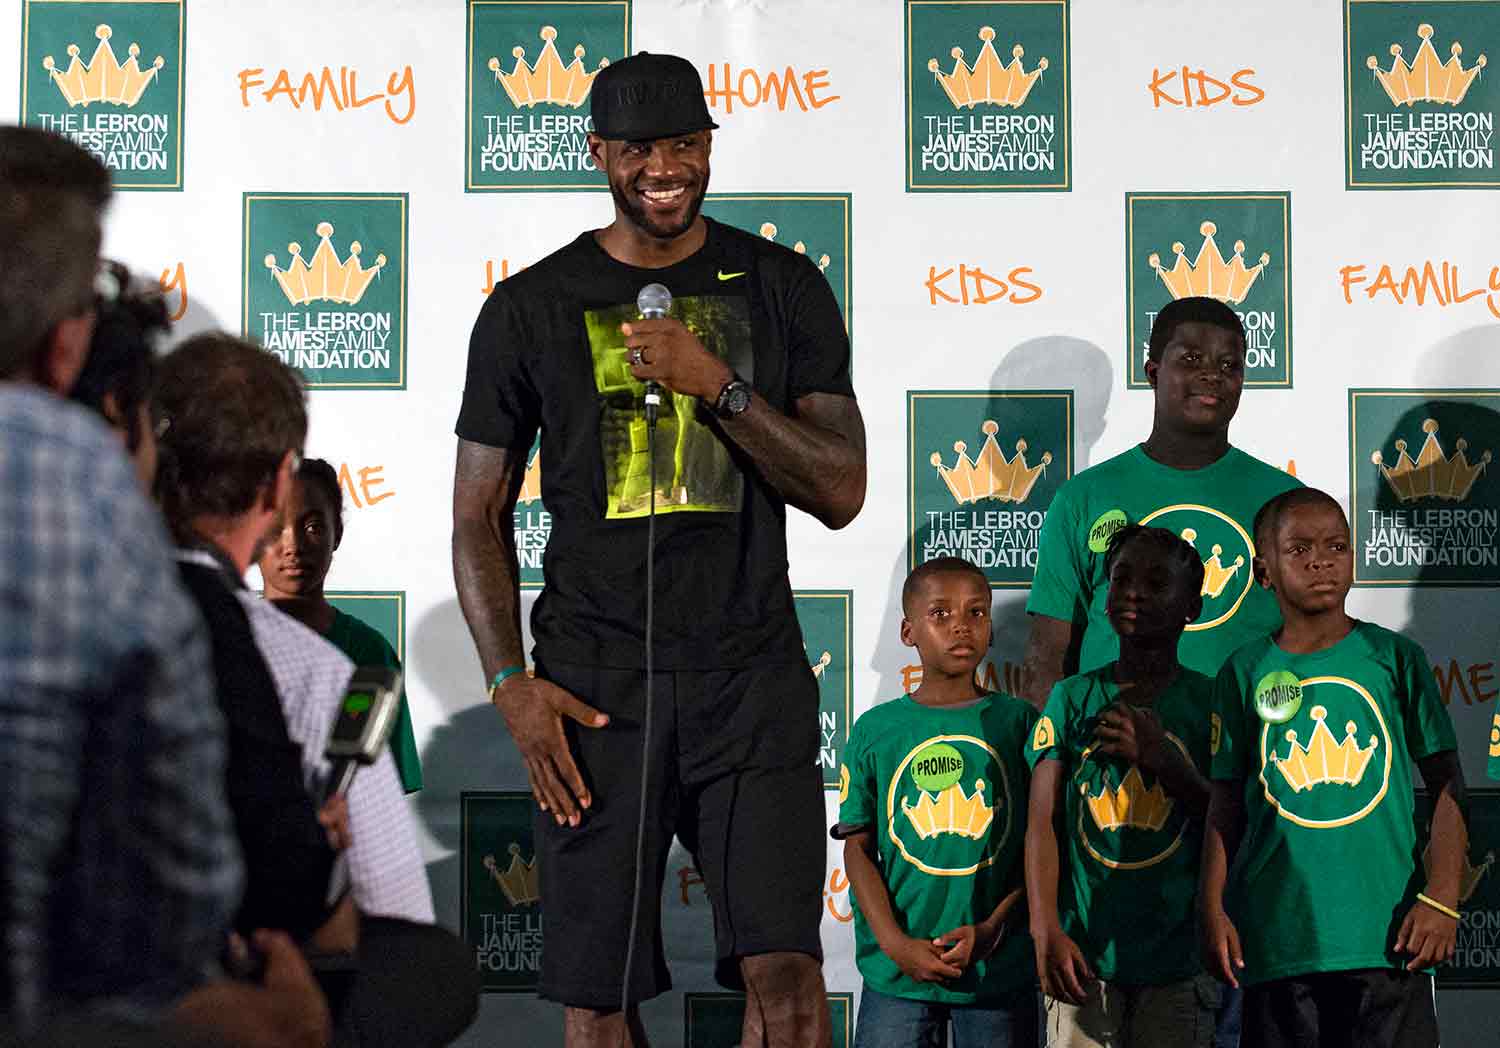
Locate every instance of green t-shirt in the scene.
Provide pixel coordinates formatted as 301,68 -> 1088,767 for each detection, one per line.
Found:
838,692 -> 1038,1003
1210,622 -> 1458,985
1028,445 -> 1300,679
1490,709 -> 1500,782
1025,666 -> 1213,985
325,609 -> 423,793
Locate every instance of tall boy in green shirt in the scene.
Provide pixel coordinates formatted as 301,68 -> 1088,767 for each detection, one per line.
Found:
836,557 -> 1039,1047
1026,525 -> 1220,1048
1201,488 -> 1467,1048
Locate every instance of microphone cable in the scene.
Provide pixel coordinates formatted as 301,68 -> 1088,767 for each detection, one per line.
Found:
619,370 -> 660,1042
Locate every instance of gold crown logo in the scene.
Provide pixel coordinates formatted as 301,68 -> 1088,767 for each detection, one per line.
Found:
928,27 -> 1047,109
931,420 -> 1052,505
1367,24 -> 1487,107
1085,766 -> 1174,833
43,25 -> 164,108
1372,419 -> 1491,503
901,779 -> 994,840
518,447 -> 542,505
760,223 -> 831,275
264,222 -> 386,307
489,26 -> 607,109
1179,527 -> 1245,600
484,843 -> 540,906
810,650 -> 832,681
1272,706 -> 1379,793
1149,222 -> 1270,306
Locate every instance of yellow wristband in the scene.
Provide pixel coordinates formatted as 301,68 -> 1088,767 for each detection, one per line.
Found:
1416,892 -> 1461,921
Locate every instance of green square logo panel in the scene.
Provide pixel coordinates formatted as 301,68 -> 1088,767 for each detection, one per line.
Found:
461,791 -> 542,993
242,193 -> 409,389
1349,390 -> 1500,586
1125,192 -> 1293,389
465,1 -> 631,191
908,390 -> 1073,587
795,591 -> 853,790
19,0 -> 186,190
904,0 -> 1071,191
1345,1 -> 1500,189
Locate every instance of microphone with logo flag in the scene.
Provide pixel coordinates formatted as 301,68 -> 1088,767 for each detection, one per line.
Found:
635,283 -> 671,427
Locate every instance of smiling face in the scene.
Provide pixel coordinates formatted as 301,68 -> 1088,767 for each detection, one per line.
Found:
1105,535 -> 1202,645
900,569 -> 992,680
590,130 -> 711,240
1256,500 -> 1353,617
1145,320 -> 1246,437
257,473 -> 340,599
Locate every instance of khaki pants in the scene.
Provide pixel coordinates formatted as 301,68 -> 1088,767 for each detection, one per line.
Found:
1045,974 -> 1220,1048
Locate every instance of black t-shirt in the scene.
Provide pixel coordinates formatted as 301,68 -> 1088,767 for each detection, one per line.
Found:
456,218 -> 853,669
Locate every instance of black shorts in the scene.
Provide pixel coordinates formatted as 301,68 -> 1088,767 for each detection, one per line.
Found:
1243,968 -> 1437,1048
532,658 -> 825,1009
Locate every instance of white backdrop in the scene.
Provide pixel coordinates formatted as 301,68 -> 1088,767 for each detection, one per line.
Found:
6,0 -> 1499,1043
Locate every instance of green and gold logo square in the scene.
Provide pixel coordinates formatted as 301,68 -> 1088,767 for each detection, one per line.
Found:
466,0 -> 631,191
243,193 -> 408,390
701,194 -> 853,337
904,0 -> 1071,192
515,434 -> 549,590
1417,787 -> 1500,987
327,591 -> 404,658
1125,192 -> 1293,389
684,992 -> 852,1047
1345,1 -> 1500,189
795,590 -> 852,790
19,0 -> 185,190
908,390 -> 1073,587
1350,389 -> 1499,586
461,791 -> 543,993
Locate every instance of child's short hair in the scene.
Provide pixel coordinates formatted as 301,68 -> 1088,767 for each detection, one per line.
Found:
902,556 -> 989,615
1147,296 -> 1246,363
1252,488 -> 1348,554
1104,524 -> 1205,596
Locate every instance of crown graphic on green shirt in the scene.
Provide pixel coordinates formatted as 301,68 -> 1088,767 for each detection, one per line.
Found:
1178,527 -> 1244,600
901,779 -> 994,840
1271,706 -> 1379,793
1085,766 -> 1173,833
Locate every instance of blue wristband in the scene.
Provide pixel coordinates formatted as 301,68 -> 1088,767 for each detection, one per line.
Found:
488,665 -> 526,699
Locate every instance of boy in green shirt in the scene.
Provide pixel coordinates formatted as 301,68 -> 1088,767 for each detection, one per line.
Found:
836,557 -> 1039,1046
1201,488 -> 1467,1048
1026,525 -> 1220,1048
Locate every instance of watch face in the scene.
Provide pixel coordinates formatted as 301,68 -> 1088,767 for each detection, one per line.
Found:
726,384 -> 751,415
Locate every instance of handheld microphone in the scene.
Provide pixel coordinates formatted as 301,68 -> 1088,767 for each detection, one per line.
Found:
322,665 -> 403,805
635,283 -> 672,427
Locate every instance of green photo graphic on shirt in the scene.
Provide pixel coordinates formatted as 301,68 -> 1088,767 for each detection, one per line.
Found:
795,590 -> 852,791
1344,1 -> 1500,190
242,192 -> 409,389
684,992 -> 852,1047
1349,390 -> 1500,586
19,0 -> 187,190
464,1 -> 632,191
585,295 -> 752,520
700,193 -> 853,337
908,389 -> 1074,587
461,791 -> 542,993
1137,504 -> 1256,634
514,433 -> 548,589
1415,787 -> 1500,987
1072,735 -> 1195,871
1256,676 -> 1394,830
326,591 -> 404,660
1125,192 -> 1292,389
903,0 -> 1073,192
889,734 -> 1015,877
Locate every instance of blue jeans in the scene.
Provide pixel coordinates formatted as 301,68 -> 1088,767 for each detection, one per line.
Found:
854,984 -> 1040,1048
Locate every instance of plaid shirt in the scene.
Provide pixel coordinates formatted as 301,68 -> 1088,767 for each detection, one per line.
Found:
0,387 -> 241,1032
237,594 -> 434,924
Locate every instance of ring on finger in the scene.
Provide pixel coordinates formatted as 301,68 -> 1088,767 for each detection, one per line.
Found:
630,347 -> 644,366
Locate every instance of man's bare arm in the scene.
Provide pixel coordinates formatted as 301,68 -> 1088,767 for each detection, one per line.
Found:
719,391 -> 867,530
451,438 -> 608,825
1021,613 -> 1082,711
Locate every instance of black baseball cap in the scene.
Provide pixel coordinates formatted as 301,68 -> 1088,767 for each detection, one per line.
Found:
589,51 -> 719,141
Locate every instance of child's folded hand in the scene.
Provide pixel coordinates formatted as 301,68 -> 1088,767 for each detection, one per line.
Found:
886,934 -> 963,983
933,924 -> 979,971
1092,702 -> 1166,769
1394,897 -> 1459,971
